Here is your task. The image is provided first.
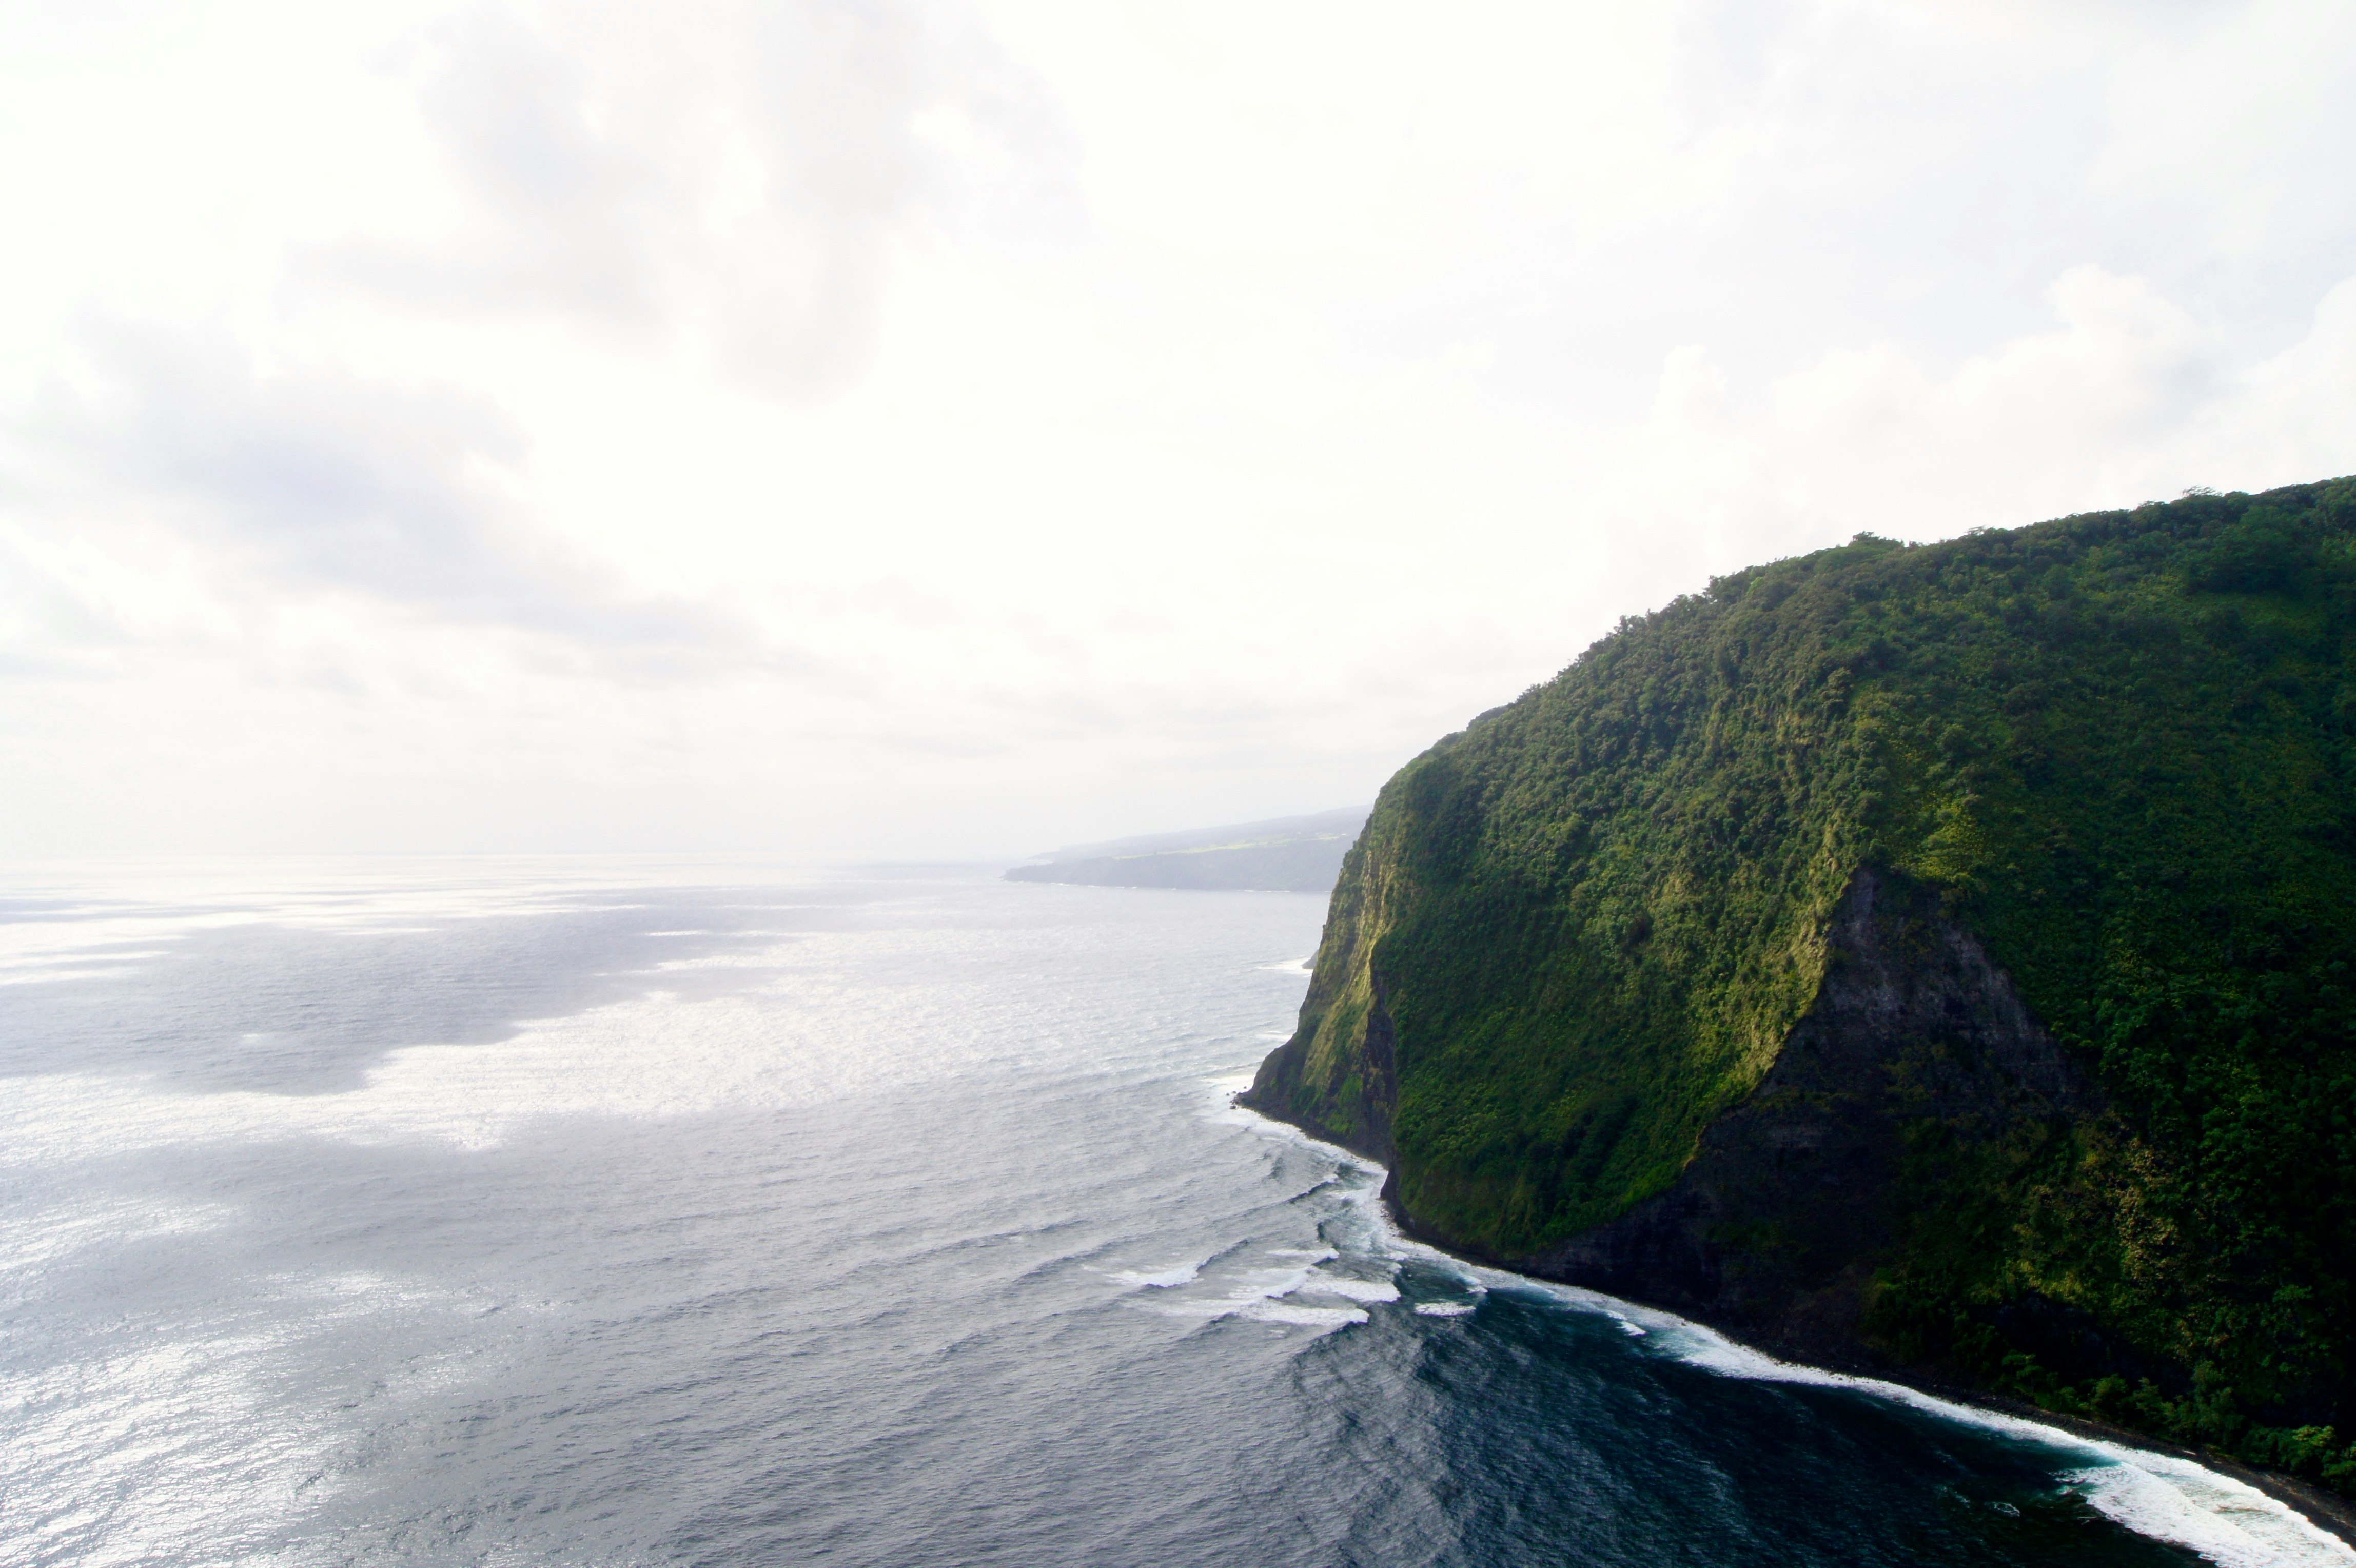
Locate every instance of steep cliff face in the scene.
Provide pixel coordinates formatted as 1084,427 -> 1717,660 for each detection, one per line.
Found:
1239,829 -> 1405,1161
1244,477 -> 2356,1491
1509,866 -> 2095,1366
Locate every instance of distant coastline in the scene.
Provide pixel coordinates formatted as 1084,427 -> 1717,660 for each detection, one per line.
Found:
1004,806 -> 1367,893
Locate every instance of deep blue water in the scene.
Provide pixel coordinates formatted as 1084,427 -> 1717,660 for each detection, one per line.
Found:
1,859 -> 2347,1567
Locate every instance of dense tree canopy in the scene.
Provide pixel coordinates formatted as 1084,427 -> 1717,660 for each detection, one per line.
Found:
1259,477 -> 2356,1490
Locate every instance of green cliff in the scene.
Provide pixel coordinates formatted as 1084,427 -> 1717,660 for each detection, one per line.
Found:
1244,477 -> 2356,1491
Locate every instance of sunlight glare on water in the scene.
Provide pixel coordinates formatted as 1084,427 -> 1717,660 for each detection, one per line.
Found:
1,858 -> 2348,1567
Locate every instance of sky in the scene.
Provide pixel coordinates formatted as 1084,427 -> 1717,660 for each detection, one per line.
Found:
3,0 -> 2354,860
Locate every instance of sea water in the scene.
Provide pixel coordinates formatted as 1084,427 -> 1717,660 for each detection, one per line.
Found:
2,857 -> 2349,1568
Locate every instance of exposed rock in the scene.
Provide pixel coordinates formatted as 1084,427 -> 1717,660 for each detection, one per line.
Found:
1241,976 -> 1398,1163
1500,867 -> 2096,1364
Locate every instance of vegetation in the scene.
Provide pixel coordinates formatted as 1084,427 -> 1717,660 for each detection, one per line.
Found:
1253,478 -> 2356,1487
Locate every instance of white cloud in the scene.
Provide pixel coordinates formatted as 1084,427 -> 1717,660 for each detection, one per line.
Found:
306,0 -> 1072,400
1,0 -> 2352,858
12,322 -> 764,665
1573,260 -> 2356,613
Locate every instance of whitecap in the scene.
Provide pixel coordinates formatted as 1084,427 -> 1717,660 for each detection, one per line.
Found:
1304,1271 -> 1400,1304
1152,1296 -> 1368,1331
1642,1320 -> 2356,1567
1202,1070 -> 1259,1105
1224,1097 -> 2356,1568
1238,1300 -> 1366,1329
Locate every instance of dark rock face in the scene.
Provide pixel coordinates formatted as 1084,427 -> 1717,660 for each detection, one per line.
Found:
1240,977 -> 1399,1165
1349,979 -> 1401,1165
1499,867 -> 2097,1365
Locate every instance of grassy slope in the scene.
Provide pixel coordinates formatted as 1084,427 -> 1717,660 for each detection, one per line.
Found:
1259,478 -> 2356,1487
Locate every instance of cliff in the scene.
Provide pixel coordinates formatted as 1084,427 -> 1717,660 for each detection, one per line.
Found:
1243,478 -> 2356,1493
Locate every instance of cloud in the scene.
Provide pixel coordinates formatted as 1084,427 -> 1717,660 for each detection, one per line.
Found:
1581,263 -> 2355,596
321,6 -> 669,326
14,321 -> 751,658
3,0 -> 2354,857
0,531 -> 129,677
2221,275 -> 2356,479
308,0 -> 1073,400
2093,0 -> 2356,272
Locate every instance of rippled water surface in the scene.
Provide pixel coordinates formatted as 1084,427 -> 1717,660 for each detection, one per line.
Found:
3,858 -> 2349,1567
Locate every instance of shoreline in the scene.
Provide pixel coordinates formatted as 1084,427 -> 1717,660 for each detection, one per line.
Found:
1403,1188 -> 2356,1553
1231,1092 -> 2356,1556
1949,1389 -> 2356,1552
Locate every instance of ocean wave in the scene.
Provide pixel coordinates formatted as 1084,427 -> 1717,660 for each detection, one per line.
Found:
1108,1261 -> 1203,1289
1226,1095 -> 2356,1568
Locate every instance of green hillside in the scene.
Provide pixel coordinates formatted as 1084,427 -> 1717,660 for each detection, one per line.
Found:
1245,478 -> 2356,1491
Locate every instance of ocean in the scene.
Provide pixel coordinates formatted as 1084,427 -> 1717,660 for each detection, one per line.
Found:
2,858 -> 2348,1567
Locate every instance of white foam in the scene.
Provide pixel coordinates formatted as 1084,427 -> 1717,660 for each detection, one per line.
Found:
2065,1456 -> 2355,1568
1153,1293 -> 1368,1330
1141,1249 -> 1387,1336
1586,1308 -> 2356,1566
1236,1300 -> 1368,1328
1202,1069 -> 1259,1103
1223,1097 -> 2356,1568
1414,1302 -> 1477,1318
1108,1262 -> 1202,1289
1306,1271 -> 1401,1304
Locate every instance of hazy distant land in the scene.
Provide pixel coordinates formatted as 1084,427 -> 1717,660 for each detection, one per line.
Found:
1003,807 -> 1369,892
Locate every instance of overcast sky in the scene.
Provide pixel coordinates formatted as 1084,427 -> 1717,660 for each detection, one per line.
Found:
4,1 -> 2353,859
